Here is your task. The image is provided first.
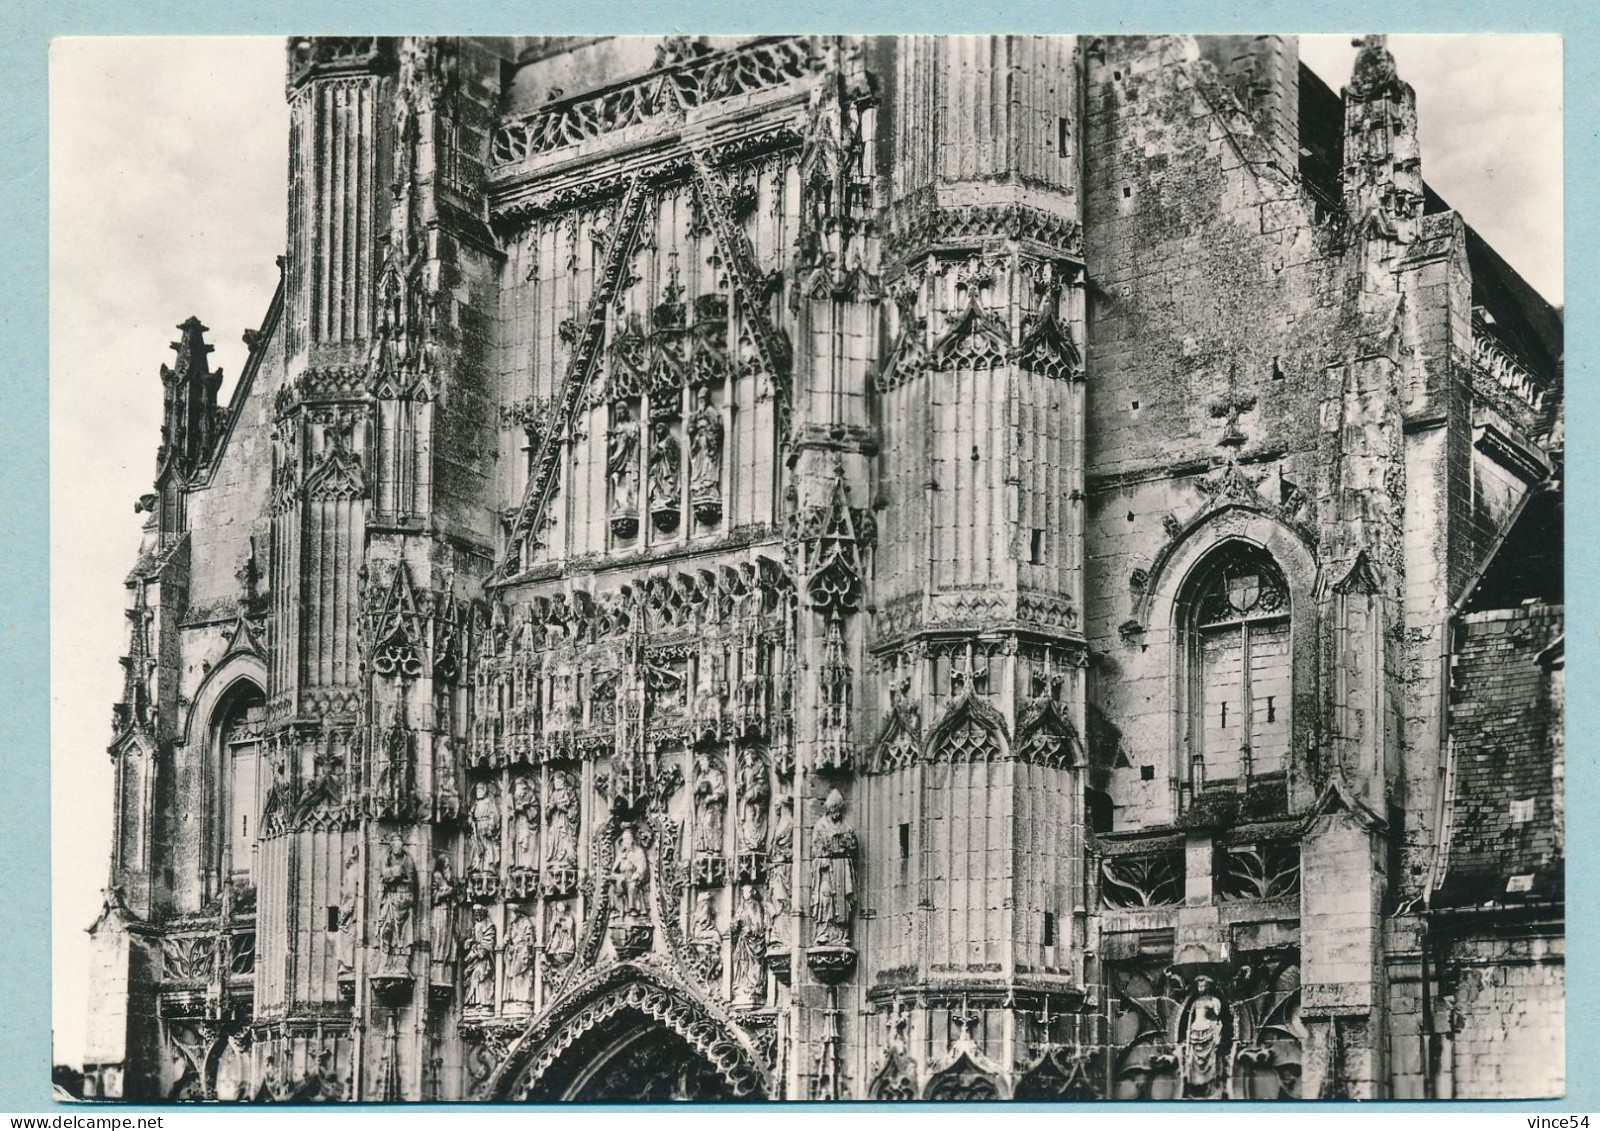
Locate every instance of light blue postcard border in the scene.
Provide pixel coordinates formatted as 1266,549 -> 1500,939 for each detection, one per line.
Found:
1,0 -> 1591,1113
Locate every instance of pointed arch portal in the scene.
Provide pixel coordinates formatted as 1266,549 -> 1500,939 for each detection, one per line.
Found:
491,965 -> 771,1102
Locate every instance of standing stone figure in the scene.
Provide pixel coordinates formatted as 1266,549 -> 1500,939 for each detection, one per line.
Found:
736,747 -> 770,854
545,900 -> 576,976
430,853 -> 458,972
609,825 -> 650,918
502,905 -> 536,1007
730,882 -> 768,1007
607,400 -> 641,522
337,843 -> 360,974
469,781 -> 501,876
768,792 -> 794,916
463,904 -> 497,1009
434,733 -> 461,819
693,754 -> 727,857
688,385 -> 723,519
545,769 -> 579,874
808,790 -> 858,948
1181,975 -> 1228,1098
375,834 -> 418,971
509,774 -> 540,873
648,420 -> 682,519
690,889 -> 722,980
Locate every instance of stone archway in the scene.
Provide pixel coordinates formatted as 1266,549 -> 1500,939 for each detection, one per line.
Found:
489,964 -> 771,1102
553,1010 -> 739,1101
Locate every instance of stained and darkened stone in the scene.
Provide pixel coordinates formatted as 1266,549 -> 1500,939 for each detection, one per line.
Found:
85,34 -> 1561,1104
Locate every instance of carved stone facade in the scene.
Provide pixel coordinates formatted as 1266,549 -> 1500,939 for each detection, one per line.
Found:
84,34 -> 1562,1102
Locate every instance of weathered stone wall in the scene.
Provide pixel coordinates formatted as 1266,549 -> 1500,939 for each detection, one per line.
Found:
90,34 -> 1562,1104
1440,930 -> 1564,1099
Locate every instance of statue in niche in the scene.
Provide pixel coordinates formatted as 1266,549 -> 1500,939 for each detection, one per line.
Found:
434,733 -> 461,820
730,882 -> 768,1007
429,853 -> 458,972
736,747 -> 770,854
1180,975 -> 1229,1099
609,824 -> 650,919
544,769 -> 579,875
337,843 -> 360,974
378,710 -> 412,807
648,420 -> 682,530
375,834 -> 418,972
509,774 -> 540,874
693,753 -> 728,857
463,904 -> 497,1009
545,900 -> 577,976
688,385 -> 723,522
768,793 -> 794,915
502,905 -> 536,1007
607,401 -> 641,535
690,890 -> 722,980
808,790 -> 859,949
469,781 -> 501,876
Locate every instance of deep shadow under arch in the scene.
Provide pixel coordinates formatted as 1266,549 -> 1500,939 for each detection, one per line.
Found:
489,962 -> 772,1102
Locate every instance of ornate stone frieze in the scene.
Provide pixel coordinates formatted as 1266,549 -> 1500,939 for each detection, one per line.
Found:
489,37 -> 822,170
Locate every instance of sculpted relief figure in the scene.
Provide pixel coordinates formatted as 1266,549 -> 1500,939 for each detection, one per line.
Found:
509,774 -> 540,874
693,754 -> 728,857
648,420 -> 682,527
768,792 -> 794,916
736,747 -> 770,855
1181,975 -> 1228,1099
808,790 -> 859,949
730,882 -> 768,1007
502,905 -> 536,1007
469,781 -> 501,876
609,825 -> 650,919
607,400 -> 641,530
545,900 -> 577,980
544,769 -> 579,880
463,904 -> 497,1009
434,733 -> 461,819
430,853 -> 458,972
375,834 -> 418,972
688,385 -> 723,520
690,890 -> 722,980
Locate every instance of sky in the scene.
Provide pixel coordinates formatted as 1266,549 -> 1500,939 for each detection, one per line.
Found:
48,34 -> 1561,1068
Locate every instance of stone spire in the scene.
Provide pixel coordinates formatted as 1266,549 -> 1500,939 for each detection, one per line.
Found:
1342,34 -> 1422,244
156,316 -> 223,483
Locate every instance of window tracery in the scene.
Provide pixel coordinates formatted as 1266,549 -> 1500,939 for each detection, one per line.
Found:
1179,543 -> 1292,798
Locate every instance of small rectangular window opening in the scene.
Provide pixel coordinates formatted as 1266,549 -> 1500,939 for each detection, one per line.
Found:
1030,529 -> 1046,565
1057,117 -> 1071,157
1043,912 -> 1056,947
1122,185 -> 1132,199
326,906 -> 340,933
1220,701 -> 1229,727
898,822 -> 911,859
1265,696 -> 1276,723
1140,764 -> 1156,781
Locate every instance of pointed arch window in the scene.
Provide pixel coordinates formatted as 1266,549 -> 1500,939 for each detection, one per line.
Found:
1180,543 -> 1291,794
214,683 -> 265,897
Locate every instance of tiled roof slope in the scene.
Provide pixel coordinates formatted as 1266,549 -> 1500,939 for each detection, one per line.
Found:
1435,602 -> 1564,909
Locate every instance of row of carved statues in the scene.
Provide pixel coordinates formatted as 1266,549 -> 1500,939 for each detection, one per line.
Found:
604,385 -> 724,534
326,785 -> 861,1004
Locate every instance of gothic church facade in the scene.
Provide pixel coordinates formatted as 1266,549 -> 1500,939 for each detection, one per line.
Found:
84,34 -> 1564,1102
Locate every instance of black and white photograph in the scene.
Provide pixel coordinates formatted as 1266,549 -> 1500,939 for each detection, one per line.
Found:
49,33 -> 1563,1104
